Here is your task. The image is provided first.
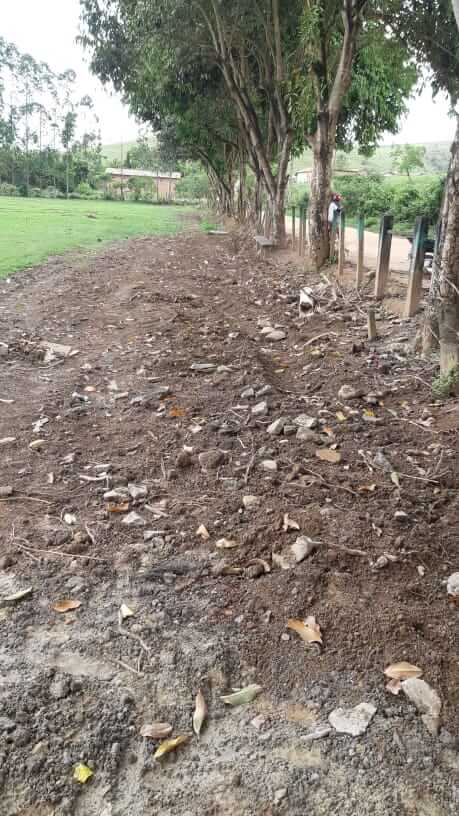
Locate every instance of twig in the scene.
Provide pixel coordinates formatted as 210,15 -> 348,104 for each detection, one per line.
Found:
15,543 -> 107,562
108,657 -> 144,677
118,623 -> 151,662
244,453 -> 256,484
397,472 -> 439,484
0,495 -> 53,505
389,414 -> 440,435
301,465 -> 359,497
85,524 -> 96,546
304,332 -> 337,347
328,542 -> 367,557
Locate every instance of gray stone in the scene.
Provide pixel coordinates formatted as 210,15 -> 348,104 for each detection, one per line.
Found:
190,363 -> 216,372
49,678 -> 70,700
291,536 -> 317,563
241,387 -> 255,399
296,427 -> 319,442
338,384 -> 363,400
199,449 -> 224,469
293,414 -> 318,429
274,788 -> 287,805
329,703 -> 377,736
259,459 -> 277,472
446,572 -> 459,597
0,716 -> 16,732
128,483 -> 148,500
256,385 -> 272,397
0,486 -> 13,498
302,724 -> 331,742
401,678 -> 441,736
242,495 -> 260,510
267,417 -> 286,436
265,330 -> 286,342
122,511 -> 145,527
252,401 -> 268,417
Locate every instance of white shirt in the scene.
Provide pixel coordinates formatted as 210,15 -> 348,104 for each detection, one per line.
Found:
328,201 -> 339,223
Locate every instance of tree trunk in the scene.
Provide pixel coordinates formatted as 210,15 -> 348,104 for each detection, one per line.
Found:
309,117 -> 333,269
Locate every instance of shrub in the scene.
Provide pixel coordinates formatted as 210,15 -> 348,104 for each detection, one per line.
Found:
432,366 -> 459,399
287,183 -> 309,210
0,182 -> 18,196
75,181 -> 94,197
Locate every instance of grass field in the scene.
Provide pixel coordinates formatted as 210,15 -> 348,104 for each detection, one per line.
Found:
0,197 -> 191,278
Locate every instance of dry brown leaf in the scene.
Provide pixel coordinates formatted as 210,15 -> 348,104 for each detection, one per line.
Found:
193,690 -> 207,737
106,501 -> 130,513
322,427 -> 335,438
359,484 -> 377,492
287,616 -> 323,645
52,599 -> 81,613
196,524 -> 210,540
170,405 -> 186,418
140,722 -> 173,740
282,513 -> 300,532
216,538 -> 239,549
154,734 -> 190,760
315,448 -> 341,464
448,595 -> 459,607
384,661 -> 423,680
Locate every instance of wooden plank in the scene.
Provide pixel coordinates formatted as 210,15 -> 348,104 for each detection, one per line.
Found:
356,214 -> 365,287
405,216 -> 429,317
374,214 -> 393,299
338,209 -> 346,278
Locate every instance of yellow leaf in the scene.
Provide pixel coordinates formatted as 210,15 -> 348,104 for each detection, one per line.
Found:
140,722 -> 173,740
363,408 -> 375,417
154,735 -> 190,760
336,411 -> 347,422
390,471 -> 401,488
384,661 -> 423,680
193,690 -> 207,737
196,524 -> 210,540
53,599 -> 82,613
287,616 -> 323,645
73,763 -> 93,784
220,684 -> 262,706
315,448 -> 341,464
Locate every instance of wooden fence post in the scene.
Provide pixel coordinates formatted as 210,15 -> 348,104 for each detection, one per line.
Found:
367,307 -> 377,341
338,209 -> 346,277
405,216 -> 428,317
329,210 -> 338,260
356,214 -> 365,288
374,214 -> 393,299
301,207 -> 307,256
299,206 -> 304,256
292,206 -> 296,249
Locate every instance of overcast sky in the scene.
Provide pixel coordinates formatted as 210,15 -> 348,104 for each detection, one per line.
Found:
2,0 -> 457,147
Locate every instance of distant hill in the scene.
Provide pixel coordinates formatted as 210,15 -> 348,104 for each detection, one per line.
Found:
291,142 -> 451,176
100,141 -> 138,165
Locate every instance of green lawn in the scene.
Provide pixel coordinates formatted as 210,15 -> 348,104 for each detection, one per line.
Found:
0,197 -> 191,278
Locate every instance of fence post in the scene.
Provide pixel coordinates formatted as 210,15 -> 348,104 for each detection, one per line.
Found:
338,209 -> 346,277
299,206 -> 304,256
367,307 -> 377,341
292,206 -> 296,249
329,210 -> 338,260
301,207 -> 307,256
374,214 -> 393,299
356,214 -> 365,288
405,216 -> 428,317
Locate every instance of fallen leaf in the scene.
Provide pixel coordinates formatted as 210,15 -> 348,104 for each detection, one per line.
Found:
3,587 -> 33,603
73,763 -> 93,783
196,524 -> 210,540
169,406 -> 186,418
322,427 -> 335,438
154,734 -> 190,760
119,603 -> 134,620
287,616 -> 323,645
448,595 -> 459,607
193,690 -> 207,737
336,411 -> 347,422
53,599 -> 82,614
106,501 -> 130,513
282,513 -> 300,532
140,722 -> 173,740
390,471 -> 401,488
315,448 -> 341,464
363,408 -> 375,418
220,684 -> 262,706
384,661 -> 423,680
359,484 -> 377,492
216,538 -> 239,549
386,679 -> 402,695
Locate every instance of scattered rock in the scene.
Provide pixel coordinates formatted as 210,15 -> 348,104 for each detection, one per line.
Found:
338,385 -> 363,400
0,486 -> 13,498
122,511 -> 145,527
252,401 -> 268,417
256,385 -> 272,397
329,702 -> 377,736
29,439 -> 45,451
265,329 -> 286,342
273,788 -> 287,805
199,449 -> 224,469
272,550 -> 294,571
245,563 -> 265,579
190,363 -> 216,372
291,536 -> 317,563
243,495 -> 260,510
241,387 -> 255,399
446,572 -> 459,597
267,417 -> 286,436
301,725 -> 331,742
128,483 -> 148,500
0,438 -> 16,447
296,427 -> 319,443
176,450 -> 193,468
250,714 -> 266,730
293,414 -> 318,429
401,678 -> 441,736
394,511 -> 409,523
260,459 -> 277,472
49,677 -> 70,700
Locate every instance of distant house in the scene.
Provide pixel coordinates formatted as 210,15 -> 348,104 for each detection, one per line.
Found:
105,168 -> 181,199
293,168 -> 313,184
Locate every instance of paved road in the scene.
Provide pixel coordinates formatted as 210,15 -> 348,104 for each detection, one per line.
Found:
285,216 -> 411,273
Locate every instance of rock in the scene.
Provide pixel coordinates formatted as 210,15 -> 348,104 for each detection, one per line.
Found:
394,511 -> 409,523
104,489 -> 128,501
265,329 -> 286,342
243,495 -> 260,510
0,486 -> 13,498
128,483 -> 148,500
0,716 -> 16,732
260,459 -> 277,472
0,438 -> 16,447
293,414 -> 318,429
176,450 -> 192,468
260,325 -> 274,335
256,385 -> 272,397
273,789 -> 287,805
241,387 -> 255,399
267,417 -> 286,436
272,550 -> 295,571
296,427 -> 319,443
401,678 -> 441,736
283,425 -> 297,436
0,555 -> 14,569
338,385 -> 363,400
222,478 -> 239,490
245,563 -> 264,579
199,449 -> 224,469
302,725 -> 331,742
122,511 -> 145,527
291,536 -> 317,563
29,439 -> 45,451
252,401 -> 268,417
329,703 -> 377,736
446,572 -> 459,597
49,678 -> 70,700
251,714 -> 266,730
190,363 -> 216,372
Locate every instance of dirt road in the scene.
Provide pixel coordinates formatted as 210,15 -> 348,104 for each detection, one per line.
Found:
286,216 -> 411,272
0,228 -> 457,816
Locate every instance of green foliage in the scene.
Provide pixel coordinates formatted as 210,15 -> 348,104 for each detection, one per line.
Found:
287,183 -> 309,210
176,167 -> 209,200
391,144 -> 426,177
432,366 -> 459,399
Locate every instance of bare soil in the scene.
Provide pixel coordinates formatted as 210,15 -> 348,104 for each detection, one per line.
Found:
0,226 -> 457,816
